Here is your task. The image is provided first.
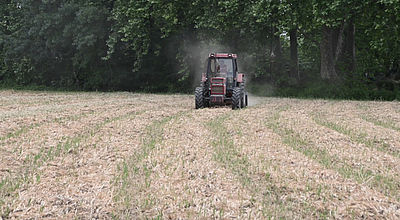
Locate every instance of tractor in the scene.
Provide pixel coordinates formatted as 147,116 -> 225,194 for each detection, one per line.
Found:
195,53 -> 248,110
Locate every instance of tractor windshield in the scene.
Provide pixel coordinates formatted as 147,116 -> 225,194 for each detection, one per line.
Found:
209,58 -> 233,77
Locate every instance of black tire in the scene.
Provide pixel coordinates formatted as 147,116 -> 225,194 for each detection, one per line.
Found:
204,99 -> 210,108
232,87 -> 242,110
203,88 -> 210,107
240,89 -> 245,108
195,87 -> 204,109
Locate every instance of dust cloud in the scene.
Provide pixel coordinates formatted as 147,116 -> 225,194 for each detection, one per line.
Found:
247,92 -> 264,107
180,39 -> 232,88
181,39 -> 271,106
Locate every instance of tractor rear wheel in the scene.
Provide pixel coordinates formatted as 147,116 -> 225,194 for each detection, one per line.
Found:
195,87 -> 204,109
240,89 -> 246,108
232,87 -> 242,110
245,92 -> 248,107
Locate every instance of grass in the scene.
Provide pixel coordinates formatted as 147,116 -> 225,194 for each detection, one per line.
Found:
113,110 -> 188,218
1,91 -> 399,218
312,113 -> 400,159
0,106 -> 99,146
207,115 -> 252,186
0,110 -> 143,218
0,123 -> 40,142
267,109 -> 400,202
206,112 -> 328,218
360,115 -> 400,132
272,80 -> 399,101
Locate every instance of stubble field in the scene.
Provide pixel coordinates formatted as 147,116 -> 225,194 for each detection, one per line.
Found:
0,90 -> 399,219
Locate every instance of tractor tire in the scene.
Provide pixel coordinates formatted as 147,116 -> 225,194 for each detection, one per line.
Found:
195,87 -> 204,109
203,88 -> 210,107
232,87 -> 242,110
240,89 -> 245,108
204,99 -> 210,108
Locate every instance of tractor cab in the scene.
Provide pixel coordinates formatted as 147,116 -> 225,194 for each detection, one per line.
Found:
208,56 -> 234,77
205,53 -> 240,96
207,55 -> 236,89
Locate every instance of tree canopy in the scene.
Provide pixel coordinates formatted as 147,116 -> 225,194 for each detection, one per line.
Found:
1,0 -> 399,99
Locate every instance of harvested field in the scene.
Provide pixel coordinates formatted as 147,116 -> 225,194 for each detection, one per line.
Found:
0,90 -> 399,219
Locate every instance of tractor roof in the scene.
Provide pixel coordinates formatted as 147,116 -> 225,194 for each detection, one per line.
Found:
209,53 -> 237,58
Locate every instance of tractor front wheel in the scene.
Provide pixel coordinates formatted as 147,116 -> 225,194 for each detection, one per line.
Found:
232,87 -> 242,110
195,87 -> 204,109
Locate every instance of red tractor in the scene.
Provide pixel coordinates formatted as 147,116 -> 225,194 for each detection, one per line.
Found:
195,53 -> 248,109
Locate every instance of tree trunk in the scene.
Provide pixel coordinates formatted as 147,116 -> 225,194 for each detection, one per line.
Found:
320,26 -> 337,79
333,23 -> 345,63
273,34 -> 283,59
289,28 -> 299,79
270,26 -> 283,75
331,18 -> 356,76
344,17 -> 356,73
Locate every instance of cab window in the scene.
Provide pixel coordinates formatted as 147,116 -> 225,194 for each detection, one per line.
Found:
210,58 -> 216,74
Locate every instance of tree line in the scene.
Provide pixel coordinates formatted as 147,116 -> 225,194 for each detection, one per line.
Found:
1,0 -> 399,99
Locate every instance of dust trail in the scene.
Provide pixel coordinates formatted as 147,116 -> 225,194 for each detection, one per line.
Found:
180,39 -> 232,88
247,93 -> 265,107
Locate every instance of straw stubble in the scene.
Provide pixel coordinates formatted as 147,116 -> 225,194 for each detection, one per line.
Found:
0,91 -> 399,219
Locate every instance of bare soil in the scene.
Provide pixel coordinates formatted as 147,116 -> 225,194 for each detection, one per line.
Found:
0,91 -> 399,219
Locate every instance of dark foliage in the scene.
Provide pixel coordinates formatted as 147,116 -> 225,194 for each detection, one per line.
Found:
0,0 -> 399,100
